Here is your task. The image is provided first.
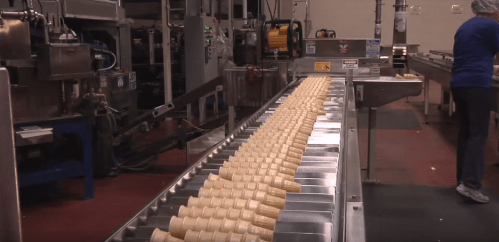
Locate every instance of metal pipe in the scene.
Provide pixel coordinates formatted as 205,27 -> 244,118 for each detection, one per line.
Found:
0,11 -> 49,44
243,0 -> 248,24
393,0 -> 408,44
375,0 -> 382,40
277,0 -> 281,19
162,0 -> 173,103
394,0 -> 407,11
25,0 -> 34,10
295,0 -> 309,38
148,29 -> 155,65
228,0 -> 233,40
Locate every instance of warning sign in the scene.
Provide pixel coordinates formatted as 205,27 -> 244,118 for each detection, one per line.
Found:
342,59 -> 359,69
339,40 -> 349,54
315,62 -> 331,72
370,63 -> 381,74
306,42 -> 316,54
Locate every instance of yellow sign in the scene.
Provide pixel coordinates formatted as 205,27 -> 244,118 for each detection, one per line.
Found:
315,62 -> 331,72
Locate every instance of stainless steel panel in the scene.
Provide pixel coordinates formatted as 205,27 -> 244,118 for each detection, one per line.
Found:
62,0 -> 119,21
36,43 -> 94,81
185,16 -> 219,92
273,233 -> 331,242
0,20 -> 31,60
223,67 -> 279,106
353,76 -> 423,108
430,50 -> 453,57
293,58 -> 378,78
407,54 -> 452,89
0,67 -> 22,242
345,202 -> 366,242
279,211 -> 333,223
284,201 -> 334,211
303,39 -> 380,59
186,126 -> 225,164
275,221 -> 332,234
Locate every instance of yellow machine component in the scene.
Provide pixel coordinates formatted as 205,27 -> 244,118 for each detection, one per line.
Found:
268,26 -> 289,52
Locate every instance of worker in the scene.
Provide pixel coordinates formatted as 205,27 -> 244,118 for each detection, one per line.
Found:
451,0 -> 499,203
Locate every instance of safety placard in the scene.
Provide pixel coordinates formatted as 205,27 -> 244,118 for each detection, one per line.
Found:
339,40 -> 349,54
118,76 -> 124,87
342,59 -> 358,69
370,63 -> 381,74
366,40 -> 381,59
129,72 -> 137,90
100,77 -> 107,88
306,42 -> 316,54
315,62 -> 331,72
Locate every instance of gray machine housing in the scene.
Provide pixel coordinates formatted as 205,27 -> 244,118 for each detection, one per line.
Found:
184,15 -> 220,92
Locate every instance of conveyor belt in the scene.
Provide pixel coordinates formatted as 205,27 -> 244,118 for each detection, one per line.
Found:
106,76 -> 351,242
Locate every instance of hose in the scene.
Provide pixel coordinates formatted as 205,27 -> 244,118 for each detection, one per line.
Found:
93,48 -> 117,72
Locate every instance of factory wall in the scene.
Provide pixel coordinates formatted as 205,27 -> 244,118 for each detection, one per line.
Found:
278,0 -> 476,53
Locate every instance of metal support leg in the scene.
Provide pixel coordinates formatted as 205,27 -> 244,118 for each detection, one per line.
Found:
0,67 -> 22,242
187,103 -> 193,121
366,107 -> 378,182
228,106 -> 236,133
214,94 -> 219,119
438,87 -> 444,110
424,76 -> 430,124
199,96 -> 206,124
51,120 -> 94,200
449,91 -> 454,117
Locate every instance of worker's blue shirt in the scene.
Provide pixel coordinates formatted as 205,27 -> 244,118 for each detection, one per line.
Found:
451,17 -> 499,89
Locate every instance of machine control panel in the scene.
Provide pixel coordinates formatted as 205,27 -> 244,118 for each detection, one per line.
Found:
185,16 -> 220,92
204,26 -> 214,63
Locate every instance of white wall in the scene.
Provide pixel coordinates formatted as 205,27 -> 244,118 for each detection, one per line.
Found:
267,0 -> 476,53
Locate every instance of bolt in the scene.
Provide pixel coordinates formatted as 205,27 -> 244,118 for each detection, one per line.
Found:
353,206 -> 359,210
352,195 -> 357,199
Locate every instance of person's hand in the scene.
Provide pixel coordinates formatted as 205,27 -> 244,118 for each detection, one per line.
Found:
494,65 -> 499,76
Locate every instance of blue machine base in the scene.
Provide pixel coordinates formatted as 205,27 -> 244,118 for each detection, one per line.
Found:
18,119 -> 94,200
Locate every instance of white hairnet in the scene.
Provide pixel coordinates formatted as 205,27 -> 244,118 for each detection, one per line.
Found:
472,0 -> 499,14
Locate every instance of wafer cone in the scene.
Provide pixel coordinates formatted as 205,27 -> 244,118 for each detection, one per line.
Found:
219,167 -> 294,182
223,161 -> 295,176
232,174 -> 301,193
184,230 -> 266,242
150,228 -> 184,242
204,178 -> 287,199
187,197 -> 281,219
178,206 -> 276,230
169,216 -> 274,241
198,187 -> 286,209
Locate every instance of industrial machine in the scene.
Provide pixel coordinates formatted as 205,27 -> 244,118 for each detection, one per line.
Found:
407,50 -> 499,124
261,20 -> 303,60
105,17 -> 423,241
1,0 -> 425,241
315,29 -> 337,39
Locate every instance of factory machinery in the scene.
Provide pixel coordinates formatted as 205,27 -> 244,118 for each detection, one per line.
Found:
1,0 -> 424,241
105,26 -> 423,240
407,50 -> 499,124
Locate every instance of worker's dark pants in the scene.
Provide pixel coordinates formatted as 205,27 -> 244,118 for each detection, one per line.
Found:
452,87 -> 491,189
